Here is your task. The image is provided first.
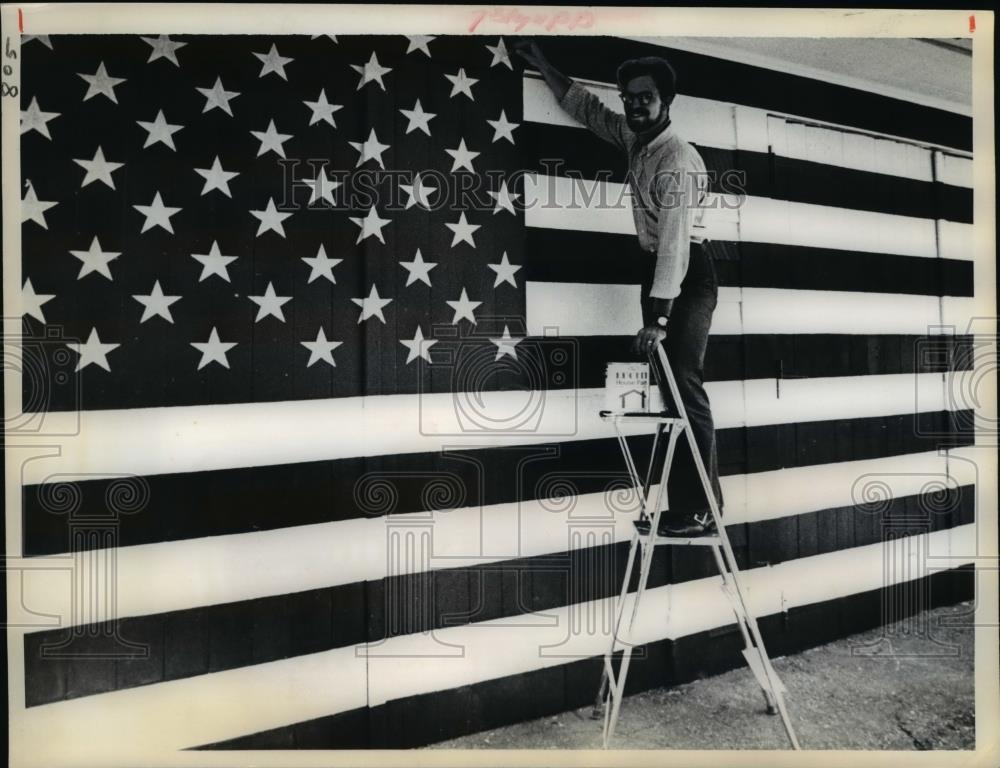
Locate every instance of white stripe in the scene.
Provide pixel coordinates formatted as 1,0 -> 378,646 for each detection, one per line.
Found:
19,372 -> 963,483
526,282 -> 972,336
15,644 -> 367,759
525,75 -> 972,188
768,115 -> 936,183
366,525 -> 974,705
525,281 -> 646,336
939,218 -> 974,262
524,174 -> 973,260
738,289 -> 958,335
620,37 -> 973,120
15,525 -> 974,758
15,448 -> 973,626
935,151 -> 974,188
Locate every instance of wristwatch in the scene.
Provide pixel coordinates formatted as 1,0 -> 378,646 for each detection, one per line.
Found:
656,315 -> 668,328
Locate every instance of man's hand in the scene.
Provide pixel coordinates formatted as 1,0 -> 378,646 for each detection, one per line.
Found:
510,37 -> 545,69
510,37 -> 570,101
632,325 -> 668,357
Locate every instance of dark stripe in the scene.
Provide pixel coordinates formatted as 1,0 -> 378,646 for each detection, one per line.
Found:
23,409 -> 974,556
535,37 -> 971,152
199,707 -> 370,750
192,563 -> 974,749
23,485 -> 975,707
573,334 -> 975,387
524,124 -> 973,223
524,228 -> 975,297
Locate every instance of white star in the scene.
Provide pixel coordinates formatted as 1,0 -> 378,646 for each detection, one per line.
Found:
446,287 -> 482,325
487,109 -> 519,144
301,327 -> 343,368
250,119 -> 292,158
486,38 -> 513,70
444,68 -> 478,100
302,173 -> 340,207
133,192 -> 181,234
400,326 -> 438,365
21,182 -> 57,229
303,89 -> 343,127
488,180 -> 521,215
21,279 -> 55,323
78,62 -> 126,103
399,172 -> 438,210
349,207 -> 391,244
250,198 -> 293,238
488,251 -> 522,288
399,98 -> 436,136
69,236 -> 120,280
73,146 -> 123,189
191,241 -> 238,282
191,327 -> 237,370
399,248 -> 437,287
196,77 -> 240,115
351,51 -> 392,90
405,35 -> 436,56
311,35 -> 339,43
348,128 -> 390,169
22,35 -> 53,49
194,156 -> 239,197
66,328 -> 119,372
136,109 -> 183,150
490,325 -> 522,361
20,97 -> 60,139
444,212 -> 481,248
445,138 -> 480,173
253,43 -> 293,80
142,35 -> 186,66
302,244 -> 342,284
132,280 -> 181,323
351,284 -> 393,324
248,282 -> 292,323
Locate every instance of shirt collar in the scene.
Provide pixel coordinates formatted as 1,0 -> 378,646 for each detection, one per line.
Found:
637,120 -> 676,154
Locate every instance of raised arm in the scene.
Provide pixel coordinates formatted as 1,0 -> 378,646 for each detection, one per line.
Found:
512,39 -> 630,152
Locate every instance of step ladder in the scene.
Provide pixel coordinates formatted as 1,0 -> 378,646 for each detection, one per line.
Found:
593,341 -> 801,750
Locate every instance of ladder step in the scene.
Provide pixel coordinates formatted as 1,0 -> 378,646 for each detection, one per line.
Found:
649,532 -> 721,546
632,520 -> 721,546
599,410 -> 685,425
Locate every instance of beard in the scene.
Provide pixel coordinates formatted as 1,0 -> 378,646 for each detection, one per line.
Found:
626,103 -> 668,134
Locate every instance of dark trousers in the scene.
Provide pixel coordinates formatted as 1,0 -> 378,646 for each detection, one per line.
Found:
639,242 -> 723,517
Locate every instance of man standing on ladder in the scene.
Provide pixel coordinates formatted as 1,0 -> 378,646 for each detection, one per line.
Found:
514,40 -> 723,537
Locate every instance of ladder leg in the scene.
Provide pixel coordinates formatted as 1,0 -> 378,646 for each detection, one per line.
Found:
597,426 -> 682,745
592,532 -> 642,719
710,544 -> 780,714
712,535 -> 800,749
594,421 -> 681,724
605,646 -> 636,747
653,343 -> 802,750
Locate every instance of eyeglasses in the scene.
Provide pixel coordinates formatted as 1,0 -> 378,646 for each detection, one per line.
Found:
619,91 -> 653,106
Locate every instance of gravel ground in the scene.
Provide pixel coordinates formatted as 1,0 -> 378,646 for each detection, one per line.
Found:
431,601 -> 976,750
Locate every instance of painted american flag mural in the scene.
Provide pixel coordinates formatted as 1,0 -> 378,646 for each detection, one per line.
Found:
12,29 -> 978,758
